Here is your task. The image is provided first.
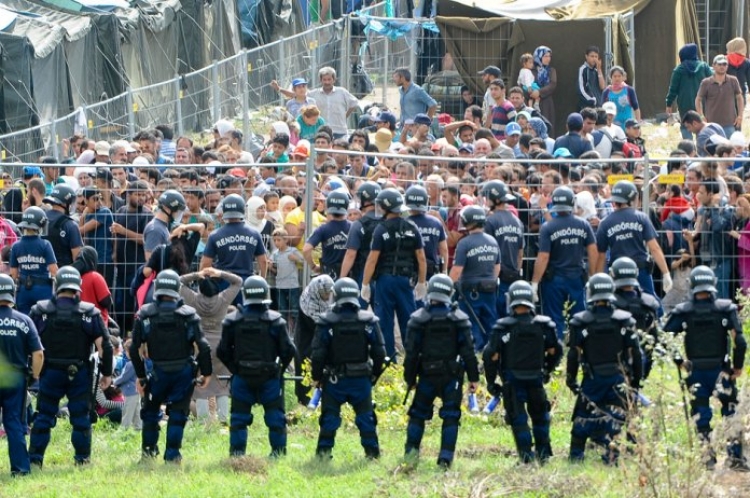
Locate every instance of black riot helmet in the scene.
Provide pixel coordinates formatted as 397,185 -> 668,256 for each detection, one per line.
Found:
507,281 -> 535,310
482,180 -> 515,206
221,193 -> 246,221
326,191 -> 349,216
426,274 -> 454,304
0,274 -> 16,304
153,269 -> 181,300
158,190 -> 186,219
586,273 -> 616,304
460,206 -> 486,229
610,257 -> 640,289
610,180 -> 638,205
549,186 -> 575,213
242,276 -> 271,305
18,206 -> 47,232
333,277 -> 361,309
44,184 -> 76,212
357,181 -> 381,207
405,185 -> 429,213
55,266 -> 82,294
689,265 -> 717,296
375,188 -> 406,214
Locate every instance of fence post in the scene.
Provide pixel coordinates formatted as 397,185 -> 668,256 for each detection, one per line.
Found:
212,60 -> 221,122
302,150 -> 316,287
641,154 -> 650,216
174,76 -> 184,138
50,119 -> 59,161
381,35 -> 389,105
278,38 -> 287,106
342,16 -> 351,91
126,88 -> 136,139
241,50 -> 250,151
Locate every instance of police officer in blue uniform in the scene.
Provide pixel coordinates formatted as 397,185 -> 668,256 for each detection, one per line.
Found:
130,270 -> 212,463
610,257 -> 660,379
201,194 -> 267,305
10,206 -> 58,315
43,184 -> 82,268
595,180 -> 672,298
482,180 -> 525,318
450,205 -> 500,351
28,266 -> 113,467
663,266 -> 748,471
566,273 -> 642,464
403,274 -> 478,468
483,281 -> 562,464
362,189 -> 427,359
531,186 -> 597,339
217,276 -> 296,458
312,277 -> 386,460
304,191 -> 351,280
0,274 -> 43,476
341,181 -> 381,287
405,185 -> 448,282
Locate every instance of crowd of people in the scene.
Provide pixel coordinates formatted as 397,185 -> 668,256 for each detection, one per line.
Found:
0,35 -> 750,475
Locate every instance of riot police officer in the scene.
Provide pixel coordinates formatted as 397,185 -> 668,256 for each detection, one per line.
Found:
28,266 -> 113,467
403,274 -> 478,468
130,270 -> 212,463
43,184 -> 82,267
566,273 -> 641,464
10,206 -> 58,314
404,185 -> 448,281
217,276 -> 296,458
483,281 -> 562,464
531,186 -> 597,339
483,180 -> 524,318
362,189 -> 427,359
201,194 -> 267,305
449,205 -> 500,351
595,180 -> 672,298
0,274 -> 43,476
340,181 -> 381,287
663,266 -> 748,470
304,191 -> 351,279
311,278 -> 386,460
610,257 -> 660,379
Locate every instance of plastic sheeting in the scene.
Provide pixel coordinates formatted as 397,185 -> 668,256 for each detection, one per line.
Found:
442,0 -> 655,20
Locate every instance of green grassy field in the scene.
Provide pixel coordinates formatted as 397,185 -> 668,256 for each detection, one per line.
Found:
0,359 -> 739,498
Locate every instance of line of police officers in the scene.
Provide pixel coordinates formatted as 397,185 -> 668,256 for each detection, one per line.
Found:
0,180 -> 747,474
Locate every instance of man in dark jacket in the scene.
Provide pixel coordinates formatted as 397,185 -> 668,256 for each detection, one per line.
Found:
665,43 -> 713,139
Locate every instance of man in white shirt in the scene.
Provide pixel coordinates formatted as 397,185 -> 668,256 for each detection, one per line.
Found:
308,67 -> 359,139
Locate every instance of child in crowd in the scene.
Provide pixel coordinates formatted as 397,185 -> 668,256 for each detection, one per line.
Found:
267,134 -> 290,163
114,339 -> 142,430
518,53 -> 541,111
270,228 -> 303,332
264,191 -> 283,228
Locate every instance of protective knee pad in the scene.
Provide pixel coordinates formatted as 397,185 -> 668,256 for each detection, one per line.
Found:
263,394 -> 285,412
231,398 -> 252,415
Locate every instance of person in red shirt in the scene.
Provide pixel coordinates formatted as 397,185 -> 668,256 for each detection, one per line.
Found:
72,245 -> 112,323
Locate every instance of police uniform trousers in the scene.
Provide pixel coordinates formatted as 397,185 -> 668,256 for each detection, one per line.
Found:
229,376 -> 286,456
502,373 -> 551,462
457,290 -> 496,352
140,363 -> 195,461
687,367 -> 742,458
29,365 -> 92,465
541,276 -> 585,340
16,284 -> 53,316
374,274 -> 415,359
496,281 -> 511,319
317,376 -> 378,455
1,371 -> 31,475
570,373 -> 627,462
405,375 -> 462,463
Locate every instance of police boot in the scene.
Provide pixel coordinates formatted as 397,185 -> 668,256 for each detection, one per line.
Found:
315,448 -> 333,461
512,426 -> 534,464
536,439 -> 553,465
697,430 -> 716,470
568,435 -> 587,463
436,457 -> 452,469
726,440 -> 750,472
269,447 -> 287,459
141,446 -> 160,462
364,446 -> 380,460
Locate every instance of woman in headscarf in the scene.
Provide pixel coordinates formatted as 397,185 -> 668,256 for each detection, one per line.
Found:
532,46 -> 557,136
665,43 -> 713,139
727,37 -> 750,105
293,274 -> 334,405
528,117 -> 555,153
179,267 -> 242,424
245,195 -> 274,253
279,195 -> 298,223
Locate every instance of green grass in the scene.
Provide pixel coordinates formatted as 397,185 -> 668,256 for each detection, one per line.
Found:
0,359 -> 729,497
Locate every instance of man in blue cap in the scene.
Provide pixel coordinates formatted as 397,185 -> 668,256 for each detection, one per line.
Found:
553,113 -> 593,158
270,77 -> 315,118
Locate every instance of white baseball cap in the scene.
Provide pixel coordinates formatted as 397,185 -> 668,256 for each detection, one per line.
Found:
602,102 -> 617,115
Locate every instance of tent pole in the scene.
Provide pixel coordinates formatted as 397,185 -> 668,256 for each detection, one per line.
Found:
126,88 -> 135,139
50,119 -> 59,161
212,61 -> 220,123
382,36 -> 389,104
704,0 -> 710,61
342,16 -> 351,91
242,50 -> 250,152
174,76 -> 183,138
627,12 -> 635,86
604,17 -> 612,76
738,0 -> 745,37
